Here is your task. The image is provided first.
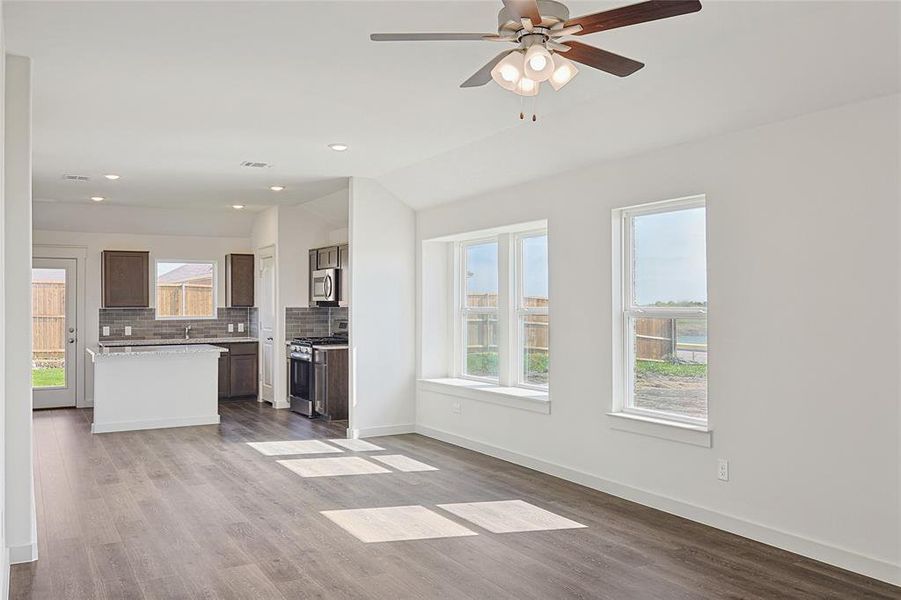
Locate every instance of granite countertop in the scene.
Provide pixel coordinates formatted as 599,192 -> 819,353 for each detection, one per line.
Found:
87,344 -> 227,360
100,337 -> 258,348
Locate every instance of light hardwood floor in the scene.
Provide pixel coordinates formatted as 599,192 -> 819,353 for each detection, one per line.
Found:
10,401 -> 900,599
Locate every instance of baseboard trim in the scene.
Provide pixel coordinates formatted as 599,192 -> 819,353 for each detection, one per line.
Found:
415,424 -> 901,587
9,542 -> 37,564
2,546 -> 9,600
91,414 -> 220,434
351,423 -> 416,439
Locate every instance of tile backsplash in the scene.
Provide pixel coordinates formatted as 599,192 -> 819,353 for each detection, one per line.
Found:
285,307 -> 348,340
100,307 -> 257,341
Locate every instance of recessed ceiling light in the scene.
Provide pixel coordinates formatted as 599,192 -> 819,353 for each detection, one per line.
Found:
328,143 -> 349,152
91,196 -> 105,202
269,185 -> 285,192
104,174 -> 120,180
232,204 -> 245,210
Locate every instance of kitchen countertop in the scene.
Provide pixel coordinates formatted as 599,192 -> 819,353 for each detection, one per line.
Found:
100,337 -> 258,347
87,344 -> 227,360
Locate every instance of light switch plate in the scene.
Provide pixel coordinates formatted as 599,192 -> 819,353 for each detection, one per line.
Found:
228,324 -> 234,332
238,323 -> 245,333
124,326 -> 132,336
102,326 -> 110,336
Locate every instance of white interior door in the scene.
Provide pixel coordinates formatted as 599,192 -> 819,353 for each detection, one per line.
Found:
259,254 -> 275,403
32,258 -> 78,409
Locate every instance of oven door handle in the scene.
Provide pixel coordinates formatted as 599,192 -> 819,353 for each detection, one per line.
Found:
324,275 -> 333,299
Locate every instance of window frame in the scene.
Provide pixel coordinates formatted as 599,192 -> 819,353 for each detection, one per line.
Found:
154,258 -> 219,320
615,196 -> 707,427
453,228 -> 549,390
514,230 -> 549,391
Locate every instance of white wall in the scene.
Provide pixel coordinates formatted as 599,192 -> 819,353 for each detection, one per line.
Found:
33,201 -> 255,238
250,197 -> 344,408
4,53 -> 37,569
348,177 -> 416,437
415,95 -> 901,584
275,202 -> 333,408
31,229 -> 252,405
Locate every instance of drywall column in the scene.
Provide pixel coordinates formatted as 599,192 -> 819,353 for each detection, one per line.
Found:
4,54 -> 37,564
348,177 -> 416,437
0,14 -> 9,598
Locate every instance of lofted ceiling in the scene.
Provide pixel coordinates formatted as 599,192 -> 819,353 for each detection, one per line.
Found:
6,1 -> 899,212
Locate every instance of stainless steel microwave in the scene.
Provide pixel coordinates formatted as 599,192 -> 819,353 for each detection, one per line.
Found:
311,268 -> 338,303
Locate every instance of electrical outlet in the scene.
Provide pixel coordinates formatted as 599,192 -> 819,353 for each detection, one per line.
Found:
238,323 -> 245,333
452,401 -> 462,415
717,459 -> 729,482
124,326 -> 132,336
102,326 -> 110,336
228,324 -> 234,333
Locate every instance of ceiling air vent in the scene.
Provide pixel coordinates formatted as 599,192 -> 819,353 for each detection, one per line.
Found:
61,174 -> 91,182
240,161 -> 271,169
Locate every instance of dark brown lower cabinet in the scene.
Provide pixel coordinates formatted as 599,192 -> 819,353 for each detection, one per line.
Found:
314,348 -> 348,421
217,352 -> 230,399
215,342 -> 258,399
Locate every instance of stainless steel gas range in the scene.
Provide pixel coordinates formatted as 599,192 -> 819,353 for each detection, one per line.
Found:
287,329 -> 348,419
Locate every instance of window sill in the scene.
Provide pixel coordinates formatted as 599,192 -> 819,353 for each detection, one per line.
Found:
417,378 -> 550,414
607,411 -> 712,447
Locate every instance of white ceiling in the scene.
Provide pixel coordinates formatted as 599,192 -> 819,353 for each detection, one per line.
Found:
6,1 -> 899,212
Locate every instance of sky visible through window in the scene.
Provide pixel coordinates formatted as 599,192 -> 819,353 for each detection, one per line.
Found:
521,235 -> 548,299
157,262 -> 185,277
633,207 -> 706,306
466,243 -> 498,296
466,236 -> 549,299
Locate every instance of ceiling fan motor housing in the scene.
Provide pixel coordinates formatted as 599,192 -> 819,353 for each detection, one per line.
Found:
497,0 -> 570,34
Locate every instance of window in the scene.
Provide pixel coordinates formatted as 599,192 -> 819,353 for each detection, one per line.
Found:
617,197 -> 707,424
456,229 -> 549,390
155,260 -> 217,319
516,233 -> 549,387
461,240 -> 499,380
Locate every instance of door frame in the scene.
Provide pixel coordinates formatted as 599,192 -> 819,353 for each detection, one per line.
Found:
257,245 -> 278,405
32,245 -> 87,408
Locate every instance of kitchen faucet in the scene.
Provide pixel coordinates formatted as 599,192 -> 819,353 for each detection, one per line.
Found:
185,325 -> 192,340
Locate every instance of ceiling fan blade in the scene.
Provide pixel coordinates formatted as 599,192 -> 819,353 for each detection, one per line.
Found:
503,0 -> 542,26
370,33 -> 497,42
483,34 -> 518,42
560,41 -> 644,77
566,0 -> 702,36
460,52 -> 511,88
549,24 -> 583,37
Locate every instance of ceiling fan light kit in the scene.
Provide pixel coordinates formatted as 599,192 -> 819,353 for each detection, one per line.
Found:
371,0 -> 702,102
490,50 -> 526,91
549,54 -> 579,91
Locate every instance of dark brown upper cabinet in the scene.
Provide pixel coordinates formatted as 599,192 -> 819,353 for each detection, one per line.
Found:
316,246 -> 339,270
225,253 -> 255,307
102,250 -> 150,308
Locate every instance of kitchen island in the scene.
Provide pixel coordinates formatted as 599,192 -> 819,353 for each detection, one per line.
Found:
87,344 -> 226,433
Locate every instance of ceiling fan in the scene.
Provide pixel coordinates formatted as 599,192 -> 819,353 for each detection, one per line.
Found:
371,0 -> 702,97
